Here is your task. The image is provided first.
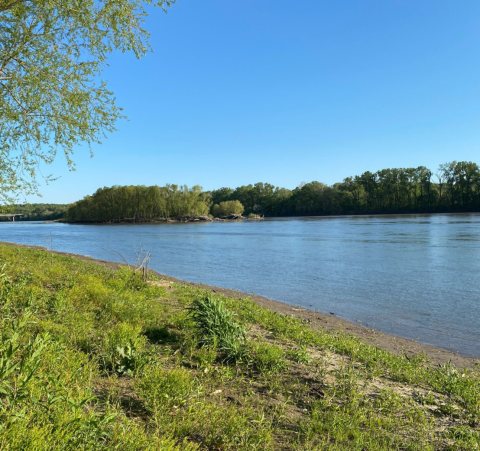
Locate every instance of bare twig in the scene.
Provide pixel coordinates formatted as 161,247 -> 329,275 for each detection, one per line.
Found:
101,244 -> 151,280
133,245 -> 150,281
101,246 -> 132,269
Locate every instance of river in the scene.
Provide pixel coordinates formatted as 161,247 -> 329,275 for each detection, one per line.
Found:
1,214 -> 479,358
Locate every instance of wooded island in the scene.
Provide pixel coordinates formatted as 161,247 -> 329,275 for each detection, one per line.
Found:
65,161 -> 480,223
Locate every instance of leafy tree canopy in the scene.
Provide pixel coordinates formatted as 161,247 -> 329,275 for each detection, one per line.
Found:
212,200 -> 244,218
0,0 -> 172,202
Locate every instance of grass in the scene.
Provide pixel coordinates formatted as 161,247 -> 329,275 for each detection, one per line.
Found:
187,294 -> 248,362
0,244 -> 479,449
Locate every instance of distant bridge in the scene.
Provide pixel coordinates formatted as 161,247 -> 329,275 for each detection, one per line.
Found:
0,214 -> 23,222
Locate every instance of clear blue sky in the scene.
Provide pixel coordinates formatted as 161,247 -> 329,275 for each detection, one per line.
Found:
31,0 -> 480,203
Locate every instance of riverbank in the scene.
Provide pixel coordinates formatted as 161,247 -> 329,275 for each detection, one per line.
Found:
1,242 -> 479,449
64,215 -> 255,224
60,211 -> 480,224
1,241 -> 477,369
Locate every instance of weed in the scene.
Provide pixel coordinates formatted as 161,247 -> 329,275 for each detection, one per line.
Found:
188,294 -> 247,361
136,366 -> 197,412
251,342 -> 286,374
192,346 -> 217,369
286,345 -> 310,364
412,390 -> 437,406
101,322 -> 147,375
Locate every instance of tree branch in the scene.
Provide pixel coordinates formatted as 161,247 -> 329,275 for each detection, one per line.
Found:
0,0 -> 29,13
0,80 -> 30,114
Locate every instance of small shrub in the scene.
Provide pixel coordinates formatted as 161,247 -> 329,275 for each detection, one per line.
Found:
212,201 -> 244,217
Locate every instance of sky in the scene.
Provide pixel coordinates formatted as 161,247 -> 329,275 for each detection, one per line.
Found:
28,0 -> 480,203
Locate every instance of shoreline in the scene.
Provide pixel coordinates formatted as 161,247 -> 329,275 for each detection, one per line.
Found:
63,214 -> 253,225
3,210 -> 480,225
68,211 -> 480,224
2,240 -> 478,370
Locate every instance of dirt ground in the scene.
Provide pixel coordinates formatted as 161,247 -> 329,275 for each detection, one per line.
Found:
2,241 -> 479,370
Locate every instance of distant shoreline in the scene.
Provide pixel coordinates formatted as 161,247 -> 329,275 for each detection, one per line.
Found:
3,210 -> 480,224
64,216 -> 265,224
61,210 -> 480,225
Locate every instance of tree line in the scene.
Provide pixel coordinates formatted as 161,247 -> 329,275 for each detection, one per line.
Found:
210,161 -> 480,216
66,185 -> 211,222
65,161 -> 480,222
0,204 -> 67,221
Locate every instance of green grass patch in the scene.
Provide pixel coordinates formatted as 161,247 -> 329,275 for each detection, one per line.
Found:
0,244 -> 479,449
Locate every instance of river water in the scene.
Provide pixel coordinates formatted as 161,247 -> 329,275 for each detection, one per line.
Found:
1,214 -> 479,358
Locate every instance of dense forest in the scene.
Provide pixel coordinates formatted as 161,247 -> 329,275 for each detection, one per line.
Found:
210,161 -> 480,216
66,161 -> 480,222
66,185 -> 211,222
0,203 -> 67,221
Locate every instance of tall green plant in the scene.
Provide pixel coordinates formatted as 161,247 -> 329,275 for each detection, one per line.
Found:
188,295 -> 247,361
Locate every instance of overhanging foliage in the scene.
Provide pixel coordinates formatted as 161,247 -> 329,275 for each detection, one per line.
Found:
0,0 -> 172,202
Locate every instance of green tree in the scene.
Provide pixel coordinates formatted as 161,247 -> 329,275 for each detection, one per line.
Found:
212,201 -> 244,218
439,162 -> 457,209
209,187 -> 234,206
341,176 -> 362,211
453,161 -> 480,209
66,184 -> 212,222
292,181 -> 331,215
0,0 -> 172,202
358,171 -> 378,210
